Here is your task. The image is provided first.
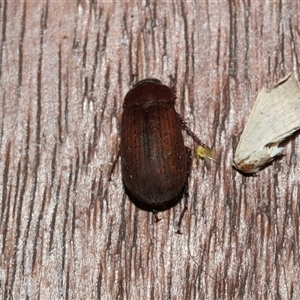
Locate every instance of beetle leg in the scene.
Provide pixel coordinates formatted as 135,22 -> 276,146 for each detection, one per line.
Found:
152,210 -> 161,222
109,149 -> 120,181
168,75 -> 177,99
177,113 -> 210,148
175,147 -> 191,234
175,187 -> 189,234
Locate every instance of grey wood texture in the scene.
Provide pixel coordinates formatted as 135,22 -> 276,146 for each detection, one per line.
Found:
0,1 -> 300,299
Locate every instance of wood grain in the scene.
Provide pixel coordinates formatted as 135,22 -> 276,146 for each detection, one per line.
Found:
0,1 -> 300,299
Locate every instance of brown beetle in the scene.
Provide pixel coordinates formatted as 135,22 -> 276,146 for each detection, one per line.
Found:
118,78 -> 214,224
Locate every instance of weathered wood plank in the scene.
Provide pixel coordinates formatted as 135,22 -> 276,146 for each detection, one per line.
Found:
0,1 -> 299,299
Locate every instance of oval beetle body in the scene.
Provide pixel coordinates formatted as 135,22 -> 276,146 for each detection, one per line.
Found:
121,78 -> 187,211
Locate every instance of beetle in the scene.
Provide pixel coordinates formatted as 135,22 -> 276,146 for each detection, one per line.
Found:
113,78 -> 214,227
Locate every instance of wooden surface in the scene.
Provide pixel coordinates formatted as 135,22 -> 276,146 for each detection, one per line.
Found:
1,1 -> 300,299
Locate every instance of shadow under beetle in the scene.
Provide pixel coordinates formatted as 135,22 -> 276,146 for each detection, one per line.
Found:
111,78 -> 214,231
